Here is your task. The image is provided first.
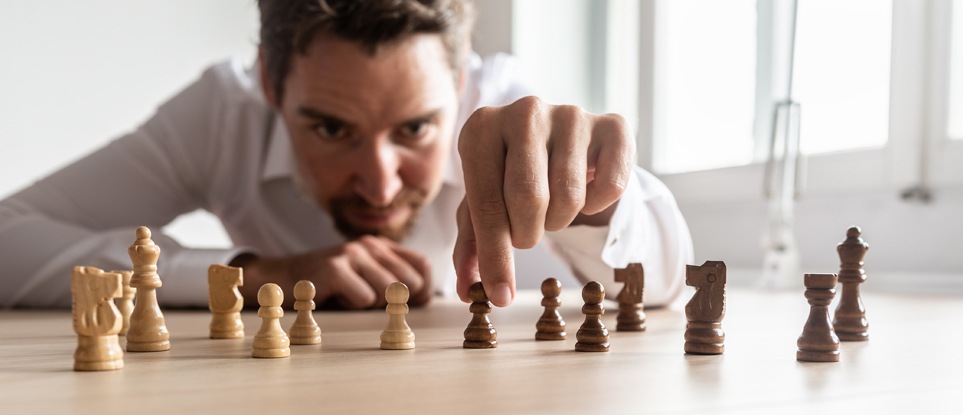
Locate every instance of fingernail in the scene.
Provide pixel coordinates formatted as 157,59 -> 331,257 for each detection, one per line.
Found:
490,283 -> 513,307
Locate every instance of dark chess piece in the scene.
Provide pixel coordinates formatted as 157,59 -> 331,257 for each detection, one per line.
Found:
684,261 -> 726,355
575,281 -> 610,352
536,278 -> 566,340
797,273 -> 840,362
464,282 -> 497,349
615,263 -> 646,331
833,226 -> 870,341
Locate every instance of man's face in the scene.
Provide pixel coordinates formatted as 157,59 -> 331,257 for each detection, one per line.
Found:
272,34 -> 459,241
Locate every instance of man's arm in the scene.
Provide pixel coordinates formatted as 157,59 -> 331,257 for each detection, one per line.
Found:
0,65 -> 245,308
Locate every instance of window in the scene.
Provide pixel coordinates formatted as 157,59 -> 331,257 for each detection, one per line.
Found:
793,0 -> 892,154
949,0 -> 963,140
656,0 -> 757,174
651,0 -> 894,176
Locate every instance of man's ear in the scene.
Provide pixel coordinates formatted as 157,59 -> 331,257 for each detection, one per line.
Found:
258,47 -> 279,109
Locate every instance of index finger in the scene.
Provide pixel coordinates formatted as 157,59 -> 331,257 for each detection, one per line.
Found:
458,108 -> 516,307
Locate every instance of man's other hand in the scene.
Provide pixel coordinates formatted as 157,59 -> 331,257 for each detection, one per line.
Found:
234,235 -> 432,309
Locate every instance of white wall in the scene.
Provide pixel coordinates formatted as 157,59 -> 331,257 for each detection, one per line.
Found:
0,0 -> 578,291
0,1 -> 259,247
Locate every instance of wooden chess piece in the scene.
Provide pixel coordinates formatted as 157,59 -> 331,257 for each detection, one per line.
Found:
208,264 -> 245,339
797,273 -> 840,362
111,270 -> 135,336
575,281 -> 610,352
72,266 -> 124,371
380,282 -> 415,350
684,261 -> 726,355
535,278 -> 566,340
289,280 -> 322,345
833,226 -> 870,341
252,283 -> 290,358
463,282 -> 497,349
615,263 -> 646,331
126,226 -> 170,352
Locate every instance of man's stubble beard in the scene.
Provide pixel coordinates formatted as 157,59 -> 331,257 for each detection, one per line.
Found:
328,188 -> 427,242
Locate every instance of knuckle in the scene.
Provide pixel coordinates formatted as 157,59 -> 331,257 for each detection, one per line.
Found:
340,241 -> 365,258
511,230 -> 541,249
472,188 -> 508,218
592,177 -> 628,202
552,104 -> 584,125
505,179 -> 548,206
459,107 -> 498,154
506,96 -> 547,140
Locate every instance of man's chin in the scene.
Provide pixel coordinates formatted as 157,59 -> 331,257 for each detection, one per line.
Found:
334,217 -> 415,242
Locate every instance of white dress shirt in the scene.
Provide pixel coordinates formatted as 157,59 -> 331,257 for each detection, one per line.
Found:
0,53 -> 693,308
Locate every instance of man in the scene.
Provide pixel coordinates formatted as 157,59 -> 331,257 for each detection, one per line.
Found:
0,0 -> 692,309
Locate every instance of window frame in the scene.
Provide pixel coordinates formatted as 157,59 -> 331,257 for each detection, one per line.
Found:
634,0 -> 961,205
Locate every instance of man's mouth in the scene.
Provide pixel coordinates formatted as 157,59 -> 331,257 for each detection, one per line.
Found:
348,206 -> 409,228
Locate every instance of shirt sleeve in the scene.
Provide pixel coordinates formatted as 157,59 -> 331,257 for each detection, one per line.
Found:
0,64 -> 247,308
544,166 -> 695,307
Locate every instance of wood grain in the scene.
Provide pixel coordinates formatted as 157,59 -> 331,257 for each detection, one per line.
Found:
2,288 -> 962,414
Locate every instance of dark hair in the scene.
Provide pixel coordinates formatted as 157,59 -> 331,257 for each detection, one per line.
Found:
258,0 -> 476,102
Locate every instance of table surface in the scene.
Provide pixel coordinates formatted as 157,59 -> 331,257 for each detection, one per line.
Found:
1,288 -> 962,414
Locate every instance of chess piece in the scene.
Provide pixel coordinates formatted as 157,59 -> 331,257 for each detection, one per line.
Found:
535,278 -> 566,340
615,263 -> 646,331
71,266 -> 124,371
111,270 -> 135,336
575,281 -> 610,352
797,273 -> 840,362
252,283 -> 290,358
380,282 -> 415,350
463,282 -> 497,349
684,261 -> 726,355
289,280 -> 322,345
208,264 -> 245,339
126,226 -> 171,352
833,226 -> 870,341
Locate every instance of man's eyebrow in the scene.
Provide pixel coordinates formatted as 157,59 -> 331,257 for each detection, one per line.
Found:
296,106 -> 345,123
401,109 -> 443,125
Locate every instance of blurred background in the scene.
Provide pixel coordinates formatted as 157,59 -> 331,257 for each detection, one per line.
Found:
1,0 -> 960,293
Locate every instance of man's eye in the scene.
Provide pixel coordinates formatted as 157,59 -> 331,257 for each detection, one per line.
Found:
400,121 -> 429,138
314,121 -> 347,140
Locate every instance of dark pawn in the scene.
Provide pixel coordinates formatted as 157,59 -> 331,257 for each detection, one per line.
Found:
797,273 -> 840,362
575,281 -> 610,352
615,263 -> 646,331
834,226 -> 870,341
463,282 -> 497,349
536,278 -> 566,340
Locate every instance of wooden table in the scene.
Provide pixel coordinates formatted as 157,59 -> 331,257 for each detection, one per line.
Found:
1,288 -> 961,414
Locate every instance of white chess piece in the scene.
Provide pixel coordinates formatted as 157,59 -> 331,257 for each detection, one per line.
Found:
289,280 -> 322,345
72,266 -> 125,371
126,226 -> 171,352
252,283 -> 290,358
380,282 -> 415,350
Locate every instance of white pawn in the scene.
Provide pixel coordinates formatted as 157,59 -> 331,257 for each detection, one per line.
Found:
289,280 -> 322,345
380,282 -> 415,350
252,283 -> 290,358
111,270 -> 135,336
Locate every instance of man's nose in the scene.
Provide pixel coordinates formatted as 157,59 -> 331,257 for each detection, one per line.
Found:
353,139 -> 402,207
